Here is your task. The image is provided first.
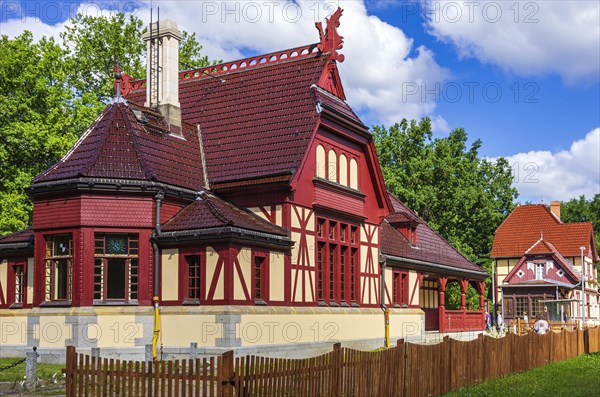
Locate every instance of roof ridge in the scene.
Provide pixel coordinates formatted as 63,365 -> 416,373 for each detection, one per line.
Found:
128,43 -> 324,91
121,105 -> 157,181
79,105 -> 122,176
34,107 -> 110,182
200,193 -> 233,226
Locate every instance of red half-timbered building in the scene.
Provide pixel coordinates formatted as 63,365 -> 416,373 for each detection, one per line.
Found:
0,10 -> 487,358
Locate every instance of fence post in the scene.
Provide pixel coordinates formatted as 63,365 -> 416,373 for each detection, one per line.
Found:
25,347 -> 37,390
65,346 -> 75,397
584,328 -> 590,355
222,350 -> 234,397
396,339 -> 405,395
190,342 -> 198,360
332,343 -> 342,396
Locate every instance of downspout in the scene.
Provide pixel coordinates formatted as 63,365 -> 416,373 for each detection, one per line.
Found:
151,191 -> 164,361
380,258 -> 390,348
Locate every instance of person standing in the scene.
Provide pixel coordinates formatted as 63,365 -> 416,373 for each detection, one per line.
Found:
485,310 -> 491,331
542,306 -> 550,322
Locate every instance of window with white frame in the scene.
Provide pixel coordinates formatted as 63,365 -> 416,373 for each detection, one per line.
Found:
535,263 -> 545,280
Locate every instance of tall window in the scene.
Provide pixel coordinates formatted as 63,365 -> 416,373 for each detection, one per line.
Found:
392,271 -> 408,307
45,234 -> 72,302
329,244 -> 336,303
317,243 -> 325,301
535,263 -> 545,280
316,217 -> 359,306
94,233 -> 138,302
14,264 -> 25,304
185,255 -> 201,301
254,256 -> 266,302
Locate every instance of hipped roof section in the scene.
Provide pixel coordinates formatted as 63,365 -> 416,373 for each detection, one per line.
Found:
161,192 -> 289,237
33,102 -> 204,192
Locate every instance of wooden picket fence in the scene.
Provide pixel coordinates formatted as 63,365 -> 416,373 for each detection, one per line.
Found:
65,327 -> 600,397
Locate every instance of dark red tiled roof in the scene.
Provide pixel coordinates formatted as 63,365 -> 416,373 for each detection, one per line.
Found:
34,103 -> 204,191
0,227 -> 34,244
127,50 -> 331,184
162,193 -> 288,236
311,85 -> 363,126
381,195 -> 485,274
491,204 -> 598,260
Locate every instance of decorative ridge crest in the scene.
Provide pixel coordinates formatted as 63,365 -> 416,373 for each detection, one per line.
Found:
315,7 -> 345,63
127,43 -> 321,91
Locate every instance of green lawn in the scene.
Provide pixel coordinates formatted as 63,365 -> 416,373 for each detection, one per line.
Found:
0,357 -> 64,382
443,353 -> 600,397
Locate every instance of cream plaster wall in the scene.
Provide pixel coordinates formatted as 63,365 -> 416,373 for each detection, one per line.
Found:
269,251 -> 285,302
161,248 -> 179,301
0,315 -> 28,345
238,309 -> 423,346
26,258 -> 34,304
0,259 -> 7,303
94,314 -> 144,348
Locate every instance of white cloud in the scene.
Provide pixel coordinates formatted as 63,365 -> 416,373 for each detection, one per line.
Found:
144,0 -> 450,125
424,0 -> 600,85
1,0 -> 449,126
500,128 -> 600,202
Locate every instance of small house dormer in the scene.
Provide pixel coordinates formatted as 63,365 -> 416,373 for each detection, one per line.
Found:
387,211 -> 420,246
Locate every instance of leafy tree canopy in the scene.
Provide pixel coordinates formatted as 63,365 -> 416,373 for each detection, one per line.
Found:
561,194 -> 600,257
373,118 -> 518,268
0,13 -> 212,235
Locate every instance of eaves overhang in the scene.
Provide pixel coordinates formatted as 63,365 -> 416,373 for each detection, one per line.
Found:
382,254 -> 488,280
27,177 -> 200,201
158,226 -> 294,250
0,242 -> 34,256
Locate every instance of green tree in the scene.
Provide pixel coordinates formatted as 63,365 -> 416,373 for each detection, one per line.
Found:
0,33 -> 79,233
561,194 -> 600,278
0,13 -> 212,236
374,118 -> 518,307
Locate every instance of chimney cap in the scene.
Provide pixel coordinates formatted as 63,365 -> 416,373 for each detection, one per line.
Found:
142,19 -> 183,41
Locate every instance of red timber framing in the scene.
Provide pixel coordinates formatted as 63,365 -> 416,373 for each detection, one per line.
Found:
172,244 -> 274,306
1,258 -> 29,308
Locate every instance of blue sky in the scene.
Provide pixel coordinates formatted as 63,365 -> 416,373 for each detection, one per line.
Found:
1,0 -> 598,202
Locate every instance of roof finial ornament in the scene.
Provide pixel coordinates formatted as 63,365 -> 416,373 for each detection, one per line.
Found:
315,7 -> 345,63
113,63 -> 132,101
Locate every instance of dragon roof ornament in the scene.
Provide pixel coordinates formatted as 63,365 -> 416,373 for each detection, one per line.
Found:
315,7 -> 345,63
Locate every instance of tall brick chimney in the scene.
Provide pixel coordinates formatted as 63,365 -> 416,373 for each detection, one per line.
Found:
142,19 -> 182,128
550,201 -> 561,220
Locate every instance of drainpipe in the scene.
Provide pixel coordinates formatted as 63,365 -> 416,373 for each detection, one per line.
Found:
380,259 -> 390,348
580,246 -> 586,328
151,191 -> 164,361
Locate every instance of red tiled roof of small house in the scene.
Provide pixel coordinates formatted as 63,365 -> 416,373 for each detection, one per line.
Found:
491,204 -> 598,260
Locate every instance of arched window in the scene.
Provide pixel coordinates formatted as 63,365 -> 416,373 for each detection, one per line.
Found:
349,158 -> 358,189
327,149 -> 337,182
316,144 -> 326,178
339,154 -> 348,186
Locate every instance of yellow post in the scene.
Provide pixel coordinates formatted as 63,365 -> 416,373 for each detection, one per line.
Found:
151,296 -> 160,361
384,308 -> 390,348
